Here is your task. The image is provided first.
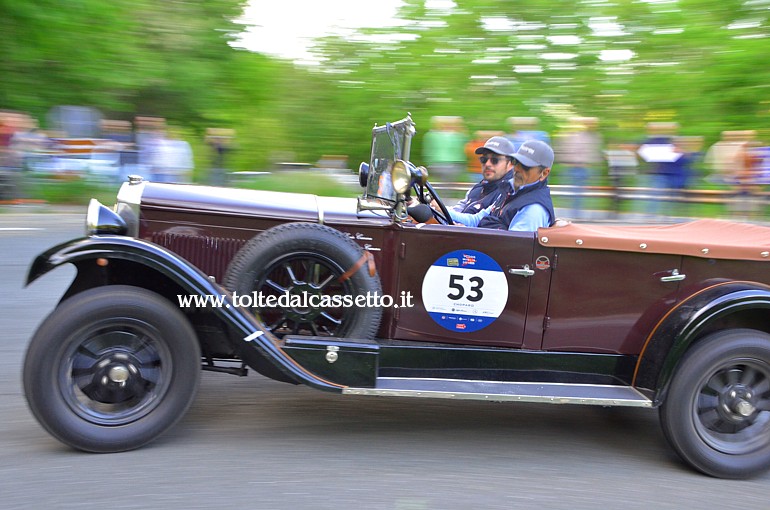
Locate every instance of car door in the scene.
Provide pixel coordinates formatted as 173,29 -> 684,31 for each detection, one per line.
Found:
389,224 -> 538,348
541,247 -> 682,354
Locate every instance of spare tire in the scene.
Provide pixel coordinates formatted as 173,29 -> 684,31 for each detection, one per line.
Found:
223,222 -> 382,339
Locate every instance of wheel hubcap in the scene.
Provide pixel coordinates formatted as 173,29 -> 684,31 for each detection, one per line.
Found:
695,361 -> 770,455
736,400 -> 756,417
107,364 -> 130,384
61,320 -> 171,425
721,385 -> 757,418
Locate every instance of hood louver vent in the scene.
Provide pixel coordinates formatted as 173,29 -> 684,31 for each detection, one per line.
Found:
150,232 -> 247,283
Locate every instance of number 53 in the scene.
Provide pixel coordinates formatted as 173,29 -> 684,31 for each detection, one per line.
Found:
447,274 -> 484,302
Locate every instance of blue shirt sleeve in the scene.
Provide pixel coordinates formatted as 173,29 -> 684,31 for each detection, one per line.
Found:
448,206 -> 491,227
508,204 -> 550,231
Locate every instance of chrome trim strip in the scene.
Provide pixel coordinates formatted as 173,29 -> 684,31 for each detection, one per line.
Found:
343,377 -> 653,407
315,195 -> 324,225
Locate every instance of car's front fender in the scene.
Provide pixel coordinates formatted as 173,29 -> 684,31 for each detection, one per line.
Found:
27,235 -> 347,392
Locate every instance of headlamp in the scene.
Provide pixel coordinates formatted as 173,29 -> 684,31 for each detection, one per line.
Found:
391,160 -> 414,195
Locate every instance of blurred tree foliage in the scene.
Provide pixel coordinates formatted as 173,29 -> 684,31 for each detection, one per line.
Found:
313,0 -> 770,156
1,0 -> 769,173
0,0 -> 244,117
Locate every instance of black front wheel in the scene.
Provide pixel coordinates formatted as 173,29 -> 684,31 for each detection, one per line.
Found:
23,286 -> 201,452
661,329 -> 770,478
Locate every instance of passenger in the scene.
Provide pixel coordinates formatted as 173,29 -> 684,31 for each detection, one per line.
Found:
447,140 -> 555,231
452,136 -> 516,214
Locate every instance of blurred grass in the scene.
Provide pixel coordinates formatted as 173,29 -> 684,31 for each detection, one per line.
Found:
12,170 -> 360,207
18,175 -> 121,207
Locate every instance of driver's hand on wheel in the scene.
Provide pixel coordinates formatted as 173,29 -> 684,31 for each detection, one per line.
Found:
406,203 -> 439,224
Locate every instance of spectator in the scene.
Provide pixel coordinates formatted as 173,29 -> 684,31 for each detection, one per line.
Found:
636,122 -> 681,217
206,128 -> 235,186
705,130 -> 752,184
0,112 -> 21,200
705,130 -> 762,218
0,112 -> 16,170
154,129 -> 194,183
134,116 -> 166,180
604,142 -> 639,218
99,120 -> 136,183
101,120 -> 134,146
0,112 -> 23,172
14,118 -> 52,172
755,144 -> 770,187
505,116 -> 551,151
557,117 -> 602,220
668,136 -> 704,216
422,116 -> 468,182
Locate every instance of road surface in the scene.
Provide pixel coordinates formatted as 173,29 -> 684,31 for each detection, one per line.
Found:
1,210 -> 769,509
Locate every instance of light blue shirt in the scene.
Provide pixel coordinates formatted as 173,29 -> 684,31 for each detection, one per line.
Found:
448,181 -> 550,231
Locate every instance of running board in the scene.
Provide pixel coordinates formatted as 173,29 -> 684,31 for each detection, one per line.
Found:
343,377 -> 653,407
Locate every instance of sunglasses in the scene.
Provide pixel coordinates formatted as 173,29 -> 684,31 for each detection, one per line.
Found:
479,155 -> 507,165
514,160 -> 538,172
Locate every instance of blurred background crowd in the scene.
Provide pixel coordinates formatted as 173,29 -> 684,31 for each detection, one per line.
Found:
1,0 -> 769,222
0,109 -> 195,186
421,114 -> 770,220
3,106 -> 768,221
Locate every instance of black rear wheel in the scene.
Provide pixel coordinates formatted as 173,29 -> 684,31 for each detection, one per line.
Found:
660,329 -> 770,478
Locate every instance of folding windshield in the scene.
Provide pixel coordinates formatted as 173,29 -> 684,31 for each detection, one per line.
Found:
364,116 -> 415,203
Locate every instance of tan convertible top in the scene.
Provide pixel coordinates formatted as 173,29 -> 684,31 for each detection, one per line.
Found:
538,219 -> 770,261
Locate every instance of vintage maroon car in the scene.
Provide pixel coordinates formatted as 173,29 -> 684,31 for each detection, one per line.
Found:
23,116 -> 770,478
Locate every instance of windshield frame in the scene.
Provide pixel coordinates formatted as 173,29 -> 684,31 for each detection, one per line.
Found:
363,115 -> 415,204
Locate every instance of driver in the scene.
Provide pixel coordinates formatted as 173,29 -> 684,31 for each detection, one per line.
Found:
446,140 -> 556,231
452,136 -> 516,214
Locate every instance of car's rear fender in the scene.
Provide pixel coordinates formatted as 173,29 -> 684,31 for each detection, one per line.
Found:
26,235 -> 347,392
633,281 -> 770,403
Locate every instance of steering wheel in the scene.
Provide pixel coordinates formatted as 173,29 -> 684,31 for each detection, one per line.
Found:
412,181 -> 454,225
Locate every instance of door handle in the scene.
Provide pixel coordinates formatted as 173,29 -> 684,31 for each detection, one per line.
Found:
660,269 -> 686,282
508,265 -> 535,277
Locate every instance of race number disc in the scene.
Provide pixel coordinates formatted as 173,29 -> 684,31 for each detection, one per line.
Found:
421,250 -> 508,332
